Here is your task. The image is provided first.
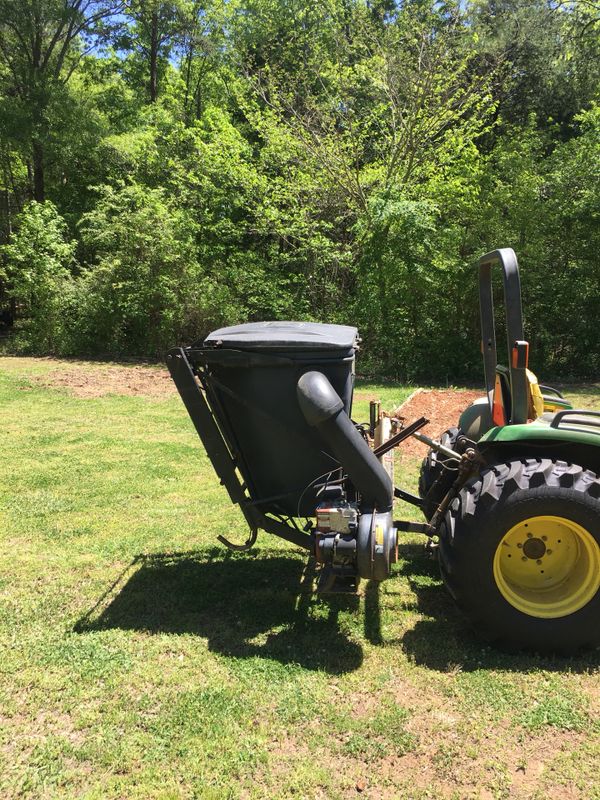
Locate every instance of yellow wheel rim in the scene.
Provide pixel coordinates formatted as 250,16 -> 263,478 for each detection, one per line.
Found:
493,516 -> 600,618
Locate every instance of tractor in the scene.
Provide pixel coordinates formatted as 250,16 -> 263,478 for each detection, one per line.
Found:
167,248 -> 600,653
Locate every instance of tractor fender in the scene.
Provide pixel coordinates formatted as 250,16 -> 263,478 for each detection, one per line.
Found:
478,422 -> 600,476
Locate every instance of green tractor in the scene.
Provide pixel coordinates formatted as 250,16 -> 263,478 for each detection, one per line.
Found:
167,247 -> 600,654
418,248 -> 600,652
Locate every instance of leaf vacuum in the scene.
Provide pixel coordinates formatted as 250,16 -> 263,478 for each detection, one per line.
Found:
167,249 -> 600,652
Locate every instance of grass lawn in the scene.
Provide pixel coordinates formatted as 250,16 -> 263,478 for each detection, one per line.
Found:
1,357 -> 599,800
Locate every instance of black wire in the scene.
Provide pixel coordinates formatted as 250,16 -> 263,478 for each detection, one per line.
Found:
296,468 -> 342,518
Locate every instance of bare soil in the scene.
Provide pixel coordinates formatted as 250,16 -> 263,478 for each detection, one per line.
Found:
30,360 -> 174,398
392,388 -> 481,457
12,360 -> 482,420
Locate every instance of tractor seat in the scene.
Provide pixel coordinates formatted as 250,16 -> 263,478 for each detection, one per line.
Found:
460,369 -> 572,442
495,364 -> 544,422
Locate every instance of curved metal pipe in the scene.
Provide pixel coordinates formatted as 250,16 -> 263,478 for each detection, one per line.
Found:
297,371 -> 393,512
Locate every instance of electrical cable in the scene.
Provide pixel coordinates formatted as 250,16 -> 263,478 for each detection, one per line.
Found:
296,467 -> 343,519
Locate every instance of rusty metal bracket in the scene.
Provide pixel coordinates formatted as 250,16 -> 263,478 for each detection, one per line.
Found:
372,416 -> 429,458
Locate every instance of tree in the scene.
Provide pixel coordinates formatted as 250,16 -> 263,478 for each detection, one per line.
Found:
471,0 -> 600,137
120,0 -> 189,102
179,1 -> 225,122
0,0 -> 121,202
0,0 -> 596,377
1,200 -> 76,350
77,182 -> 237,354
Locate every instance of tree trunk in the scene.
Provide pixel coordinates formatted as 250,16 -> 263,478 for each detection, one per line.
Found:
149,9 -> 159,102
32,139 -> 45,202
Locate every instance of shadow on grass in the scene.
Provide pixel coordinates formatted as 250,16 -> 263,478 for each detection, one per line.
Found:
395,543 -> 600,674
75,542 -> 600,676
74,548 -> 363,674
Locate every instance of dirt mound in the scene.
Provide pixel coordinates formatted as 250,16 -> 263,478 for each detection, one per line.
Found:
34,363 -> 174,398
393,388 -> 481,457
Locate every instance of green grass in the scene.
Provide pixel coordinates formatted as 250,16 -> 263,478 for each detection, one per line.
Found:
1,358 -> 599,800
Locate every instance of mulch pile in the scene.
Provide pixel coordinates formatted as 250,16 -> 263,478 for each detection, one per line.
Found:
392,388 -> 481,457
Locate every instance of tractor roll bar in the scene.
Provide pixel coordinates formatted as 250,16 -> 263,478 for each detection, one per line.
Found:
479,248 -> 529,425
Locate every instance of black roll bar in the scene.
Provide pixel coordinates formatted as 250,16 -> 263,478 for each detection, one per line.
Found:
479,248 -> 529,425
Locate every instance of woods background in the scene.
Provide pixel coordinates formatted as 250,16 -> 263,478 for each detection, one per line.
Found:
0,0 -> 598,380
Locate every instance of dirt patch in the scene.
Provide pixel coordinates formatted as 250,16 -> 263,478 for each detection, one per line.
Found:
392,389 -> 481,458
10,358 -> 482,417
395,706 -> 587,800
33,363 -> 174,398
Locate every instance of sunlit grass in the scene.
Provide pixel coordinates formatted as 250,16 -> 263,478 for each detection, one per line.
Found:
1,358 -> 598,799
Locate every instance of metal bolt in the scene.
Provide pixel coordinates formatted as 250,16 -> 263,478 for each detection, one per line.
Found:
542,536 -> 548,541
527,532 -> 533,538
547,549 -> 552,555
522,556 -> 528,562
536,559 -> 542,565
517,542 -> 523,548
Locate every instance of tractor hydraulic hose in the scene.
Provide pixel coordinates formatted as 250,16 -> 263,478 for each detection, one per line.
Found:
297,371 -> 393,512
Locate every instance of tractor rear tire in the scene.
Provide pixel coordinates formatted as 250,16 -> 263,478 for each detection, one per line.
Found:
440,458 -> 600,653
418,427 -> 460,519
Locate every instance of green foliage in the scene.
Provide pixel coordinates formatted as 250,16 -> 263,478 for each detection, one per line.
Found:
538,105 -> 600,376
472,107 -> 600,378
0,0 -> 598,377
77,182 -> 234,355
354,198 -> 439,377
1,202 -> 76,352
